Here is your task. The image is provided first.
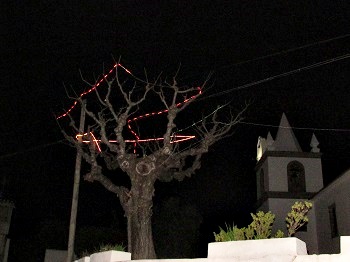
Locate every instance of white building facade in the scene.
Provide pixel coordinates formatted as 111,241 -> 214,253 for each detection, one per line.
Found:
256,113 -> 350,254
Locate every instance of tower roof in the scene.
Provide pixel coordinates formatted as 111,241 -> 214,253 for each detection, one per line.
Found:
272,113 -> 302,152
310,133 -> 320,152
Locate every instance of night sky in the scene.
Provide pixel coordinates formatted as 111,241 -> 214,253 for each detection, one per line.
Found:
2,1 -> 350,261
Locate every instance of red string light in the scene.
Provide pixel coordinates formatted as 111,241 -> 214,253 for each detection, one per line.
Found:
127,87 -> 202,152
57,63 -> 128,119
59,63 -> 202,153
77,133 -> 196,153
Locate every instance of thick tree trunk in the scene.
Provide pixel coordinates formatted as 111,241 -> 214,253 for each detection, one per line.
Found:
125,173 -> 156,259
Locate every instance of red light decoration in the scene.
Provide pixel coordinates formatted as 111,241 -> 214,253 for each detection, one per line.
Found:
127,87 -> 202,152
57,63 -> 129,120
58,63 -> 202,152
77,132 -> 196,153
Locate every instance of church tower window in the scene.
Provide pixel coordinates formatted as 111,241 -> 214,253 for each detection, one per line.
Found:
287,161 -> 306,193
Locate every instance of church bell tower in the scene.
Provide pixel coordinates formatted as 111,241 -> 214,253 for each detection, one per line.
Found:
255,113 -> 323,236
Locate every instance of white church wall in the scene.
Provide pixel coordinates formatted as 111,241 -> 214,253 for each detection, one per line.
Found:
256,160 -> 269,199
266,157 -> 288,191
258,200 -> 269,213
266,156 -> 323,193
303,158 -> 323,192
263,198 -> 302,234
297,207 -> 319,254
312,170 -> 350,254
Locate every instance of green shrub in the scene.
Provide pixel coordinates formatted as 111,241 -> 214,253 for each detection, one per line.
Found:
244,225 -> 255,240
286,201 -> 313,237
96,243 -> 126,252
214,224 -> 241,241
250,211 -> 275,239
79,243 -> 126,258
274,229 -> 285,238
214,201 -> 312,242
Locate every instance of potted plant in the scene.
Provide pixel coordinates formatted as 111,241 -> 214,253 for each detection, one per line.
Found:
89,243 -> 131,262
210,201 -> 312,261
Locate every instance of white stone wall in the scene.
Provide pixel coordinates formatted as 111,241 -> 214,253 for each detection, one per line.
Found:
266,157 -> 323,193
71,237 -> 350,262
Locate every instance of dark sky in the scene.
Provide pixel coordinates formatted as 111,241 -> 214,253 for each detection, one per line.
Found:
2,1 -> 350,260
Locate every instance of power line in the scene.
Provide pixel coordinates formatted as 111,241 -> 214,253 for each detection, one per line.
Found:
6,36 -> 350,160
240,121 -> 350,132
127,32 -> 350,86
0,140 -> 65,160
218,33 -> 350,70
58,52 -> 350,135
3,116 -> 350,161
198,52 -> 350,101
58,33 -> 350,117
8,51 -> 350,160
121,33 -> 350,86
4,50 -> 349,161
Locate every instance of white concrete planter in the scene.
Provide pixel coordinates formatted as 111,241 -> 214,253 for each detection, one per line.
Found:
77,256 -> 90,262
90,250 -> 131,262
73,257 -> 90,262
208,237 -> 307,261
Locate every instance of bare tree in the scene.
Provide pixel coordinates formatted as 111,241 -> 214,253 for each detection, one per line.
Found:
62,66 -> 246,259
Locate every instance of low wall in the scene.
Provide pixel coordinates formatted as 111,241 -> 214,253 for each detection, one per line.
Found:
70,236 -> 350,262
